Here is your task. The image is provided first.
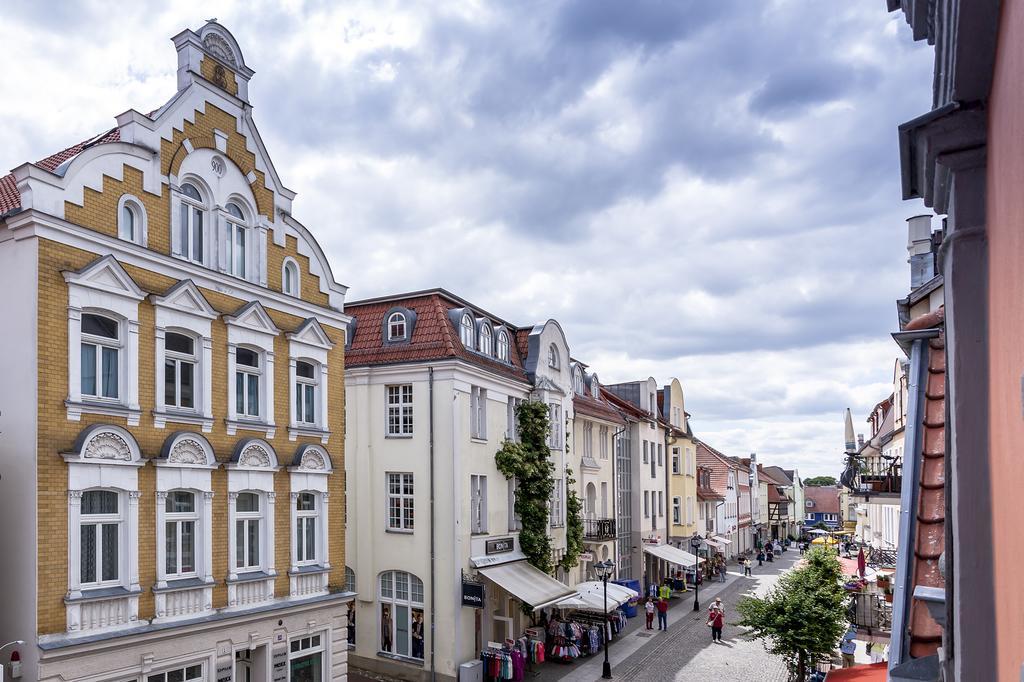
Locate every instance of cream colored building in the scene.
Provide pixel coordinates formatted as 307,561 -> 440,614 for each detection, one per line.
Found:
343,290 -> 578,682
662,379 -> 698,544
0,22 -> 352,682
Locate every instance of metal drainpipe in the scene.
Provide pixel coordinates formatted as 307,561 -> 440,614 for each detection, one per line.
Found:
428,367 -> 436,682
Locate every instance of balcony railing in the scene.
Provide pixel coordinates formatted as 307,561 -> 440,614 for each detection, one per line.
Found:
854,457 -> 903,496
848,592 -> 892,633
867,547 -> 899,568
584,518 -> 617,540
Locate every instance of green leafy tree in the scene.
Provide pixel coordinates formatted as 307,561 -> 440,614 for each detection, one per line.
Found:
561,465 -> 584,571
737,548 -> 848,681
495,401 -> 555,575
804,476 -> 838,487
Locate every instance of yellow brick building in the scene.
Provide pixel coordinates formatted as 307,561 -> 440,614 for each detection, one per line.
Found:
662,378 -> 698,543
0,22 -> 353,682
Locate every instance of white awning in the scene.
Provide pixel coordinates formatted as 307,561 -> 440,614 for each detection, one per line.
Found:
477,560 -> 576,611
642,543 -> 698,567
704,538 -> 727,549
574,581 -> 638,608
712,534 -> 732,544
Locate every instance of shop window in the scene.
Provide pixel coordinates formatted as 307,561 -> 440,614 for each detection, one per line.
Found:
378,571 -> 425,660
289,633 -> 326,681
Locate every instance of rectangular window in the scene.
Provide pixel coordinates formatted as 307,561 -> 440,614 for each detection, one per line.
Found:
672,497 -> 681,524
296,492 -> 318,563
387,473 -> 415,531
672,447 -> 680,475
549,479 -> 563,527
289,634 -> 325,681
599,426 -> 609,459
806,513 -> 815,521
508,478 -> 520,532
507,397 -> 522,441
387,384 -> 414,436
643,491 -> 650,518
471,475 -> 488,533
147,664 -> 204,682
80,490 -> 121,586
583,422 -> 593,458
658,491 -> 663,517
657,444 -> 663,466
235,492 -> 261,571
235,347 -> 261,418
548,403 -> 562,449
650,445 -> 656,478
642,441 -> 648,464
471,387 -> 487,440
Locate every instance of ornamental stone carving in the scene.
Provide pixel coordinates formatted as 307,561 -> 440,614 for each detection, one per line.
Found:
299,451 -> 326,471
169,438 -> 207,465
203,33 -> 237,66
239,443 -> 272,468
84,432 -> 132,461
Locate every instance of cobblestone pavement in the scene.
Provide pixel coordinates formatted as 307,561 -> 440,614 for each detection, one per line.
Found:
351,552 -> 802,682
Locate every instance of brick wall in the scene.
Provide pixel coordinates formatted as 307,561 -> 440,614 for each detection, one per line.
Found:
36,237 -> 347,635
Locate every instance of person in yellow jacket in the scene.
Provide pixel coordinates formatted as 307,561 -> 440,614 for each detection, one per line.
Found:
659,581 -> 671,601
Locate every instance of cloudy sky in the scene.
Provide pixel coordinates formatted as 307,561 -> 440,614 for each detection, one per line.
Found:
2,1 -> 934,478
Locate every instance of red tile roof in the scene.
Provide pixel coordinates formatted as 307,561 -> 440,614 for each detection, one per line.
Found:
695,441 -> 734,494
344,291 -> 529,383
599,387 -> 655,423
573,392 -> 625,425
804,485 -> 840,514
908,334 -> 946,659
1,127 -> 121,215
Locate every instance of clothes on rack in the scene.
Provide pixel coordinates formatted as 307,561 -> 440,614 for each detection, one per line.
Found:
481,646 -> 525,681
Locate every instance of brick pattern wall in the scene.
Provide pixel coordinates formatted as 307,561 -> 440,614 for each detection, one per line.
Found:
36,237 -> 347,635
200,56 -> 239,97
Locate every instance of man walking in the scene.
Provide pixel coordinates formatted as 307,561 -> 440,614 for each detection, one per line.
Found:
840,628 -> 857,667
708,598 -> 725,643
743,558 -> 752,577
656,597 -> 669,631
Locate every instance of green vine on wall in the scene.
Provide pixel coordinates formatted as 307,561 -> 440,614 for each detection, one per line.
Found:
561,465 -> 584,571
495,400 -> 555,574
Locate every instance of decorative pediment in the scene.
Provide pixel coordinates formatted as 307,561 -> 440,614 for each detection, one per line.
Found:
287,317 -> 334,351
224,300 -> 280,335
230,438 -> 279,469
158,431 -> 217,467
62,255 -> 146,301
290,444 -> 333,473
151,280 -> 218,320
64,424 -> 143,464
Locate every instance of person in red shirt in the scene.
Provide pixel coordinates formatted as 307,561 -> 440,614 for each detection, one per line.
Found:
708,598 -> 725,642
656,598 -> 669,631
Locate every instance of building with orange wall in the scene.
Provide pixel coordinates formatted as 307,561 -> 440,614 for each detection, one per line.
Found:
0,22 -> 353,682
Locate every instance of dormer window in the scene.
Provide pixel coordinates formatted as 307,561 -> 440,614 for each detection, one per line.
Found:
388,312 -> 407,341
547,344 -> 560,370
573,368 -> 584,395
225,202 -> 247,278
496,330 -> 510,363
478,323 -> 492,355
179,183 -> 206,264
460,314 -> 474,348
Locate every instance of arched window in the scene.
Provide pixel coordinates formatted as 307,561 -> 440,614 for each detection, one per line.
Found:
283,259 -> 300,296
164,331 -> 196,410
379,571 -> 425,660
573,368 -> 584,395
165,490 -> 198,578
225,202 -> 247,278
81,312 -> 121,400
179,183 -> 205,264
118,195 -> 147,246
388,312 -> 407,341
478,323 -> 493,355
496,331 -> 510,363
80,489 -> 122,586
460,314 -> 474,348
345,566 -> 356,593
295,360 -> 318,425
547,344 -> 560,370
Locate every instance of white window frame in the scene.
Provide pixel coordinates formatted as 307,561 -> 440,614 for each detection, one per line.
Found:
506,396 -> 523,441
226,302 -> 280,438
599,426 -> 609,459
471,386 -> 488,440
672,496 -> 681,525
235,346 -> 264,420
507,478 -> 520,532
460,314 -> 474,348
478,322 -> 493,355
643,441 -> 649,464
79,489 -> 125,588
145,663 -> 205,682
378,571 -> 425,660
117,194 -> 148,246
548,402 -> 562,449
806,513 -> 816,521
225,440 -> 279,606
163,490 -> 200,579
672,447 -> 680,475
471,474 -> 488,534
234,491 -> 264,572
163,330 -> 199,412
287,445 -> 332,595
65,256 -> 145,425
388,312 -> 407,341
282,257 -> 301,297
294,359 -> 320,426
387,384 -> 414,437
658,491 -> 664,517
80,312 -> 123,402
287,318 -> 333,443
387,472 -> 415,532
547,344 -> 560,369
496,330 -> 510,362
289,631 -> 329,678
583,421 -> 593,458
295,491 -> 319,565
573,368 -> 584,395
549,478 -> 563,527
643,491 -> 650,518
177,181 -> 208,265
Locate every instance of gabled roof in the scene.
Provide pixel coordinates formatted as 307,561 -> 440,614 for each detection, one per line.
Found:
695,441 -> 735,493
573,392 -> 625,425
600,387 -> 656,424
804,486 -> 840,514
1,127 -> 121,215
344,290 -> 529,383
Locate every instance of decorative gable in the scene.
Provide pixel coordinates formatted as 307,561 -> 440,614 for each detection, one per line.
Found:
150,279 -> 218,320
62,254 -> 146,301
224,300 -> 280,336
287,317 -> 334,351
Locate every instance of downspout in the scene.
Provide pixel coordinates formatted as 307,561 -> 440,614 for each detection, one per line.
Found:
428,367 -> 436,682
663,427 -> 672,543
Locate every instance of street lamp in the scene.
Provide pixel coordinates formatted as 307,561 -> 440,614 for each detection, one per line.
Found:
689,533 -> 703,612
595,559 -> 615,680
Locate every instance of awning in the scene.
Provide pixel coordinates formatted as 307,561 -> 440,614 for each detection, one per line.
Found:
477,560 -> 576,611
823,662 -> 887,681
704,538 -> 727,549
642,543 -> 698,567
712,534 -> 732,544
573,581 -> 638,608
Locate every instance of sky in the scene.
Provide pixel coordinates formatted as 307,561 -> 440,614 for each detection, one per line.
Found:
1,1 -> 935,478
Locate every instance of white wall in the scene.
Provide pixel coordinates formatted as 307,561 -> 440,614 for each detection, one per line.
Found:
0,235 -> 38,678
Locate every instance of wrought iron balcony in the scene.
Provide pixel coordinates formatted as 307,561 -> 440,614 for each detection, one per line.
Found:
843,455 -> 902,498
584,518 -> 616,540
848,591 -> 892,635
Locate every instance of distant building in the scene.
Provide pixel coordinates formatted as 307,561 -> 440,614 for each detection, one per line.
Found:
802,486 -> 841,530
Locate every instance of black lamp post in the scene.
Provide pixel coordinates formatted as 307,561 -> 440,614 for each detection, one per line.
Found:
690,533 -> 703,611
596,559 -> 615,679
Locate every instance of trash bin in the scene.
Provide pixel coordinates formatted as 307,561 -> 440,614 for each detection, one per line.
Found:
613,579 -> 641,618
459,659 -> 483,682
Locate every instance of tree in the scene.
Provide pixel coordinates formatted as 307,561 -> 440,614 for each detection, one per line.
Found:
561,465 -> 584,571
495,401 -> 555,575
803,476 -> 838,487
737,548 -> 848,681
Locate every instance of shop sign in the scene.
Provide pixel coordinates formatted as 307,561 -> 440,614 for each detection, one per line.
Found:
462,580 -> 485,608
271,646 -> 288,682
485,537 -> 514,555
578,552 -> 594,562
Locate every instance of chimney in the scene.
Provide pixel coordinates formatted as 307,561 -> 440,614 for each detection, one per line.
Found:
857,434 -> 865,448
907,215 -> 934,290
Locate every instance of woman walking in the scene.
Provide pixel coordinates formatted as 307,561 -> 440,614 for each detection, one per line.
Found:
645,597 -> 655,630
708,598 -> 725,643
